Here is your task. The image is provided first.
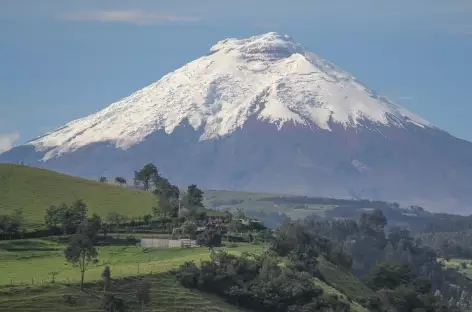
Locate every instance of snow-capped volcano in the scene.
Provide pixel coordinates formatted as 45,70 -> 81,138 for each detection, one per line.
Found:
3,32 -> 472,213
29,32 -> 430,160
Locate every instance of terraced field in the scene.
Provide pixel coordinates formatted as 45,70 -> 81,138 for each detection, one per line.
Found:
0,273 -> 243,312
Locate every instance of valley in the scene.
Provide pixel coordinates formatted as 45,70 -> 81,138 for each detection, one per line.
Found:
1,162 -> 472,311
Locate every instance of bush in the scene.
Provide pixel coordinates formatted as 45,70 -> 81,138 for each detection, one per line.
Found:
173,261 -> 199,288
174,251 -> 348,312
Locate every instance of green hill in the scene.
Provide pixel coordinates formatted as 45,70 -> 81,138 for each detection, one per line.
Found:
0,164 -> 156,230
203,189 -> 336,220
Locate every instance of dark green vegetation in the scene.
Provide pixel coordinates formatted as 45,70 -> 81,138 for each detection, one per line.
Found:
174,210 -> 468,311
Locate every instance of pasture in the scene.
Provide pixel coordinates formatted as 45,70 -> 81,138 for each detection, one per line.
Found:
0,238 -> 261,287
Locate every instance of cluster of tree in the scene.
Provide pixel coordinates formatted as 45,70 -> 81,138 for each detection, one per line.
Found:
364,261 -> 460,311
305,210 -> 472,310
416,230 -> 472,260
44,200 -> 98,235
174,251 -> 351,312
421,214 -> 472,233
0,208 -> 23,237
175,208 -> 472,311
133,163 -> 205,220
98,176 -> 127,186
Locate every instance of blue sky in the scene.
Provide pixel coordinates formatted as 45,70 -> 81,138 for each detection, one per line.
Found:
1,0 -> 471,152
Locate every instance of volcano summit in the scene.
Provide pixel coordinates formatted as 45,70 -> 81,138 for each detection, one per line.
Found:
2,32 -> 472,212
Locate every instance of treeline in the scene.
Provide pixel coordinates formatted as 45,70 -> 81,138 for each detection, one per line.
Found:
417,230 -> 472,260
260,195 -> 401,209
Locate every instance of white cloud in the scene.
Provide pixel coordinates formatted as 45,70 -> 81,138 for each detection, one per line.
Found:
61,10 -> 200,25
0,132 -> 20,153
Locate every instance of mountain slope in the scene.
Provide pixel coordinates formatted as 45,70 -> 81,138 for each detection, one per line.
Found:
2,32 -> 472,213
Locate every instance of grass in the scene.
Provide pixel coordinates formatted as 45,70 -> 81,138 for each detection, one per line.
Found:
0,238 -> 375,311
314,277 -> 368,312
203,189 -> 336,219
0,164 -> 338,231
442,258 -> 472,278
0,164 -> 156,230
0,238 -> 260,286
318,257 -> 374,301
0,273 -> 244,312
0,238 -> 254,311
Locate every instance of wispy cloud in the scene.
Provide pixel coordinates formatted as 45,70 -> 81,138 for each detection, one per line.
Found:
0,132 -> 20,153
61,10 -> 200,25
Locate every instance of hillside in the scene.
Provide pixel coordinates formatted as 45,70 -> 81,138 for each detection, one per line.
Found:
0,238 -> 371,312
0,164 -> 156,229
0,274 -> 244,312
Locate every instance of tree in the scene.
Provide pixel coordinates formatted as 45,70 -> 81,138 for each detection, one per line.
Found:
65,199 -> 88,234
64,222 -> 99,290
136,281 -> 151,312
143,214 -> 152,225
181,221 -> 197,239
102,266 -> 111,292
153,176 -> 180,217
360,209 -> 387,234
114,177 -> 127,187
182,184 -> 204,212
134,163 -> 159,191
369,261 -> 412,290
44,200 -> 88,235
99,176 -> 108,183
0,209 -> 22,236
107,212 -> 125,231
87,213 -> 102,242
44,203 -> 68,231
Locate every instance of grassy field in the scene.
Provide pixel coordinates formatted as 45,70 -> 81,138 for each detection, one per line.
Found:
0,273 -> 244,312
0,238 -> 260,286
318,257 -> 374,300
0,238 -> 375,311
0,164 -> 156,230
0,164 -> 332,231
0,238 -> 256,311
204,189 -> 336,220
443,258 -> 472,278
313,277 -> 368,312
